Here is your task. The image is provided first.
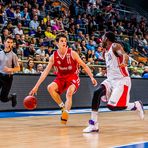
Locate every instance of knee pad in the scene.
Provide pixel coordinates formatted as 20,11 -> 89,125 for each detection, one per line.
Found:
107,105 -> 127,111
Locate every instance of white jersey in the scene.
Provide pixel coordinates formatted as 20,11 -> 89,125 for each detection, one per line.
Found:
105,43 -> 129,80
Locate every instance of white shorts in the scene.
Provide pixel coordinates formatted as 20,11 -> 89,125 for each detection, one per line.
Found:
101,77 -> 131,107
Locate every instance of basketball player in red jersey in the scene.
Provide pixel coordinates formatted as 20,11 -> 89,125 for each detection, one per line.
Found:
29,33 -> 97,124
83,32 -> 145,133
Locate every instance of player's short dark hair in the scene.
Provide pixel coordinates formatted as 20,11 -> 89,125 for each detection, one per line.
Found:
105,32 -> 115,42
56,33 -> 67,42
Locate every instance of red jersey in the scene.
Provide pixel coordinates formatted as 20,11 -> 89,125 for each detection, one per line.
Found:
53,48 -> 79,78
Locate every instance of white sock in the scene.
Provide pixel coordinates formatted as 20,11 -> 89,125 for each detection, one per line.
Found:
59,102 -> 65,108
91,111 -> 98,123
127,102 -> 135,110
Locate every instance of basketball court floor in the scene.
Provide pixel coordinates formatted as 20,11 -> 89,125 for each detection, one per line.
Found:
0,107 -> 148,148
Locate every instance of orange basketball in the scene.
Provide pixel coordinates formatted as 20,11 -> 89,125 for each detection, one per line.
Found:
23,96 -> 37,110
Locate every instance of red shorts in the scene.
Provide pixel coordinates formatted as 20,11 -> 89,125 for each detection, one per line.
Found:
54,74 -> 80,94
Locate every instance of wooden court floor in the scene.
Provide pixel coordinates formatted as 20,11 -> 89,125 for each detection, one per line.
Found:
0,110 -> 147,148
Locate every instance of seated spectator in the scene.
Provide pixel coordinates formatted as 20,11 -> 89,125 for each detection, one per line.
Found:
6,6 -> 15,22
13,22 -> 24,35
6,21 -> 13,34
23,59 -> 36,74
14,6 -> 21,22
35,44 -> 46,57
29,15 -> 39,31
142,66 -> 148,78
24,44 -> 36,57
137,62 -> 144,75
80,40 -> 88,54
86,39 -> 96,51
94,46 -> 104,62
143,73 -> 148,78
1,28 -> 10,43
20,7 -> 30,26
44,26 -> 56,40
17,59 -> 25,73
35,26 -> 45,38
131,67 -> 141,78
34,53 -> 41,61
45,46 -> 54,61
36,64 -> 44,74
96,67 -> 107,77
76,31 -> 85,42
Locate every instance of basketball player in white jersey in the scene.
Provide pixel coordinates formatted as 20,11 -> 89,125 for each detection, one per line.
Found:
83,32 -> 145,133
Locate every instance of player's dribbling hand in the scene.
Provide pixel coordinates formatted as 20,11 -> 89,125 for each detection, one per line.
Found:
91,77 -> 98,86
29,86 -> 38,96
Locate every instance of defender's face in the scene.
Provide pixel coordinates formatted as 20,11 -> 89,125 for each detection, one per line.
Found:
57,37 -> 67,49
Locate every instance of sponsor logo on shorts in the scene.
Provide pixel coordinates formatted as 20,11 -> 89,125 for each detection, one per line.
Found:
110,101 -> 116,105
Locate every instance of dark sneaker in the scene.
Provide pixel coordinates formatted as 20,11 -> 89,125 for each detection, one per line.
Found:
11,93 -> 17,107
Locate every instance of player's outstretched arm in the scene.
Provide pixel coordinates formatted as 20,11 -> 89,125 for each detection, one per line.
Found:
72,51 -> 98,86
29,55 -> 54,96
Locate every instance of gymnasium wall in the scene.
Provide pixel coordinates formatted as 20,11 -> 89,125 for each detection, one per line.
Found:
0,74 -> 148,111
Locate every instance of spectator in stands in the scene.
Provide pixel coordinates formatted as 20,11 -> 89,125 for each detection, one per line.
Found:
29,15 -> 39,31
6,6 -> 15,21
35,44 -> 46,57
86,39 -> 96,51
131,67 -> 141,78
5,21 -> 13,34
94,46 -> 104,63
36,63 -> 44,74
13,22 -> 24,35
44,26 -> 56,40
35,26 -> 45,39
24,44 -> 36,57
96,67 -> 106,76
1,28 -> 10,43
76,31 -> 85,42
142,66 -> 148,78
45,46 -> 54,61
34,53 -> 41,61
80,40 -> 88,54
14,6 -> 21,22
20,7 -> 30,27
23,59 -> 36,74
17,59 -> 25,73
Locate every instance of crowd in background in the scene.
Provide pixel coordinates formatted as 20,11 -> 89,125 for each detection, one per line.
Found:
0,0 -> 148,78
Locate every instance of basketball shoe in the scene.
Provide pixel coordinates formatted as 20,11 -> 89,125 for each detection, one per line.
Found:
135,101 -> 145,120
83,120 -> 99,133
61,107 -> 69,124
9,93 -> 17,107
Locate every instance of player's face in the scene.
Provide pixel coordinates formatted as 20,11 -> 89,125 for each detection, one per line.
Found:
102,34 -> 107,48
57,37 -> 67,49
4,39 -> 14,52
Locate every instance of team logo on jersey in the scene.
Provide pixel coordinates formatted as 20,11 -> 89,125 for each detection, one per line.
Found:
57,61 -> 61,64
68,66 -> 72,70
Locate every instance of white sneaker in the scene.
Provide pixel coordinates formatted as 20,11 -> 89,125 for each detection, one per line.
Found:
83,120 -> 99,133
135,101 -> 145,120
